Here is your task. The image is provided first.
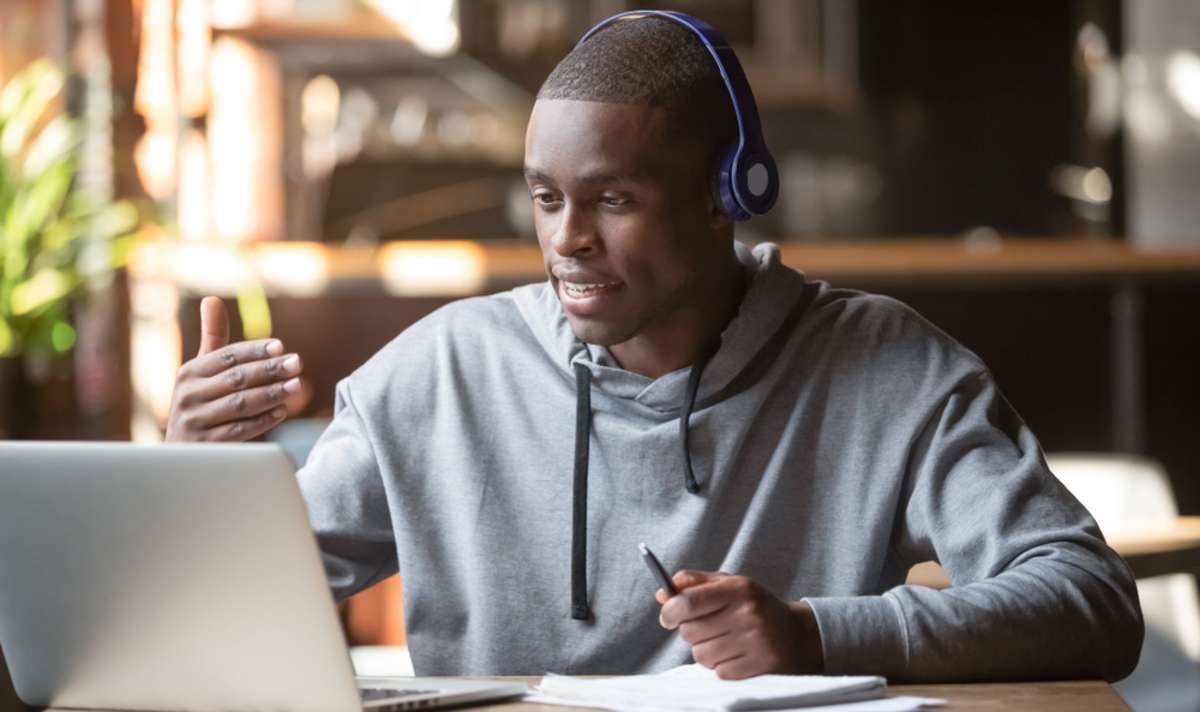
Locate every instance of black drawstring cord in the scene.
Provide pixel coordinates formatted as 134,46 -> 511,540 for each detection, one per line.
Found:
571,363 -> 592,620
570,348 -> 714,620
680,349 -> 715,494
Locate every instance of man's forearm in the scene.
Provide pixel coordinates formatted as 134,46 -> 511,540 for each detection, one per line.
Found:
805,542 -> 1143,682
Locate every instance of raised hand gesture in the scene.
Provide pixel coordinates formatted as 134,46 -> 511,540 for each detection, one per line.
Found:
165,297 -> 303,442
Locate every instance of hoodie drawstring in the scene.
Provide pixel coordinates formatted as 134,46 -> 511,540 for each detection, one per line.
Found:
680,349 -> 714,495
569,351 -> 714,620
571,363 -> 592,620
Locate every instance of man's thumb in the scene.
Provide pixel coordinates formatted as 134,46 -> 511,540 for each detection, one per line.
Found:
198,296 -> 230,357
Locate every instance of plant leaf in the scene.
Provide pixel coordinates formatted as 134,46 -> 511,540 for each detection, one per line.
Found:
6,157 -> 73,256
11,268 -> 71,315
0,59 -> 57,120
0,60 -> 64,159
21,114 -> 79,179
89,200 -> 139,239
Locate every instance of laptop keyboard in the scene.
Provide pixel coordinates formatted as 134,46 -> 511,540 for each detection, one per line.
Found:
359,687 -> 437,702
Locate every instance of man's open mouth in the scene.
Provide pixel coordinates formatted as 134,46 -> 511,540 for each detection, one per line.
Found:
562,281 -> 621,298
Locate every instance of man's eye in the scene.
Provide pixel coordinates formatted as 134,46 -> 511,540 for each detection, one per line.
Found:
532,192 -> 561,206
601,196 -> 630,208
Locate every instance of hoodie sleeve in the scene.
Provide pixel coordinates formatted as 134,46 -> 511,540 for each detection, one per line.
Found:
295,377 -> 398,602
804,370 -> 1144,682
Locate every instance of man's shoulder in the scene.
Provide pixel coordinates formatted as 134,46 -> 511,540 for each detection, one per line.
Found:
423,289 -> 529,331
395,287 -> 535,344
800,282 -> 986,380
346,286 -> 544,387
803,282 -> 933,337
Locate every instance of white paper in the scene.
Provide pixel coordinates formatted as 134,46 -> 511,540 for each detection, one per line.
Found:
525,691 -> 945,712
528,664 -> 935,711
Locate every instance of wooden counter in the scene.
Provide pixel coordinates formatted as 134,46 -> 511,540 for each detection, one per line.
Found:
130,237 -> 1200,298
906,516 -> 1200,588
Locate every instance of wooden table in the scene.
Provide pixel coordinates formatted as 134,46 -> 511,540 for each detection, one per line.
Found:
457,677 -> 1129,712
1107,516 -> 1200,579
907,515 -> 1200,588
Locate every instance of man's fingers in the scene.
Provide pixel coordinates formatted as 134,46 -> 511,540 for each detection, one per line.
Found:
197,297 -> 231,357
182,379 -> 300,430
713,654 -> 759,681
673,569 -> 723,590
186,339 -> 285,378
205,407 -> 289,442
655,571 -> 721,611
691,634 -> 745,671
183,354 -> 302,402
660,576 -> 740,629
677,606 -> 738,646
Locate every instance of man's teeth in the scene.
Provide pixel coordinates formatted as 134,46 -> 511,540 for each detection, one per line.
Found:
564,281 -> 618,296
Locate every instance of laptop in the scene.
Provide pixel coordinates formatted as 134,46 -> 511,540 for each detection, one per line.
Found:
0,441 -> 527,711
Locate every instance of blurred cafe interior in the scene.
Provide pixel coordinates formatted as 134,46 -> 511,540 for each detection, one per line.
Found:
2,0 -> 1200,709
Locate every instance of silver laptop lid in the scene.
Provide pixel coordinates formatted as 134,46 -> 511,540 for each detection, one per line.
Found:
0,441 -> 363,712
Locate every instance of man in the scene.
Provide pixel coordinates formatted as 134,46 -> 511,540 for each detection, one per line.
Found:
167,15 -> 1143,681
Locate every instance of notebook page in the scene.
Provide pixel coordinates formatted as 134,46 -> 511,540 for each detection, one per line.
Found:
534,664 -> 890,711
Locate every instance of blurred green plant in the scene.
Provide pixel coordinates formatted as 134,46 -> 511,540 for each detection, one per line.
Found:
0,59 -> 139,359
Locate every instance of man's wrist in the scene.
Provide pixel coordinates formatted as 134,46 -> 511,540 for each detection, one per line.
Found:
788,600 -> 825,674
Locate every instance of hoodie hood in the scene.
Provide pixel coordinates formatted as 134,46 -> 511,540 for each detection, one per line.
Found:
512,241 -> 811,412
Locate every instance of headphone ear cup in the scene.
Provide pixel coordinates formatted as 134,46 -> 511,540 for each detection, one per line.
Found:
713,145 -> 750,221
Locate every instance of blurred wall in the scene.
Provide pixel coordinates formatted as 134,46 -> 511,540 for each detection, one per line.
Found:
1125,0 -> 1200,247
0,0 -> 63,80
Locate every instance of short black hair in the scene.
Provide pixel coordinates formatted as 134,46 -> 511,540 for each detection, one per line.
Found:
538,16 -> 737,155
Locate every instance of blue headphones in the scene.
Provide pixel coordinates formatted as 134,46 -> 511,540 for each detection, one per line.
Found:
575,10 -> 779,221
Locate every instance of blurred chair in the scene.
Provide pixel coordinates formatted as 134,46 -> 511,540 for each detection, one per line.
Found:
1046,452 -> 1200,711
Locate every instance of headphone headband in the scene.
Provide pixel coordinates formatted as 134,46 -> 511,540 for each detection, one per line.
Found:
575,10 -> 778,220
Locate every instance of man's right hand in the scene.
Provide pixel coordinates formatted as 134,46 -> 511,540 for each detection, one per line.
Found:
165,296 -> 303,442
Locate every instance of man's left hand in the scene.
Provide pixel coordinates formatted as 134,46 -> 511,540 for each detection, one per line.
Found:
656,570 -> 824,679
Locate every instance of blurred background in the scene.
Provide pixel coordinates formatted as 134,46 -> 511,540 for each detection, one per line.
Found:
1,0 -> 1199,709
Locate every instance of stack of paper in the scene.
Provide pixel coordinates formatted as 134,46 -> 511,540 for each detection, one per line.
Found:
529,664 -> 943,711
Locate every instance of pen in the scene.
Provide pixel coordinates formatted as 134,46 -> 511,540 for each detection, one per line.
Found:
638,542 -> 679,597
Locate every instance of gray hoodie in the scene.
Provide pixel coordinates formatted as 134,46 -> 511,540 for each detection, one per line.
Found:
297,241 -> 1142,681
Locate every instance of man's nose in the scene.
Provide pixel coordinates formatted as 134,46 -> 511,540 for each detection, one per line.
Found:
552,203 -> 599,257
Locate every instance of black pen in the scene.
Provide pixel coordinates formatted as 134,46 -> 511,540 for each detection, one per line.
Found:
638,542 -> 679,597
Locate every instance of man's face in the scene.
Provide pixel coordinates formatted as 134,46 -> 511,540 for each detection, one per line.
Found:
524,99 -> 720,347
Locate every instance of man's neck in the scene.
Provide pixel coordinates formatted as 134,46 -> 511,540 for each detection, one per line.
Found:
608,256 -> 747,379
